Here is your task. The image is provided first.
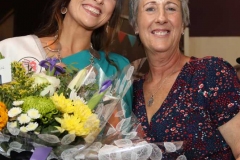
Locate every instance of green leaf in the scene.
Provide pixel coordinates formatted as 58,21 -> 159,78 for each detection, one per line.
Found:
41,125 -> 61,136
0,52 -> 5,59
87,90 -> 107,110
0,142 -> 9,152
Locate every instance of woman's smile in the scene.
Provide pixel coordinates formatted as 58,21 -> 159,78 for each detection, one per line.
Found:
151,29 -> 170,36
83,4 -> 101,16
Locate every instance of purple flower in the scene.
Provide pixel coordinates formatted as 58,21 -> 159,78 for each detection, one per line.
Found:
39,58 -> 65,76
99,80 -> 112,93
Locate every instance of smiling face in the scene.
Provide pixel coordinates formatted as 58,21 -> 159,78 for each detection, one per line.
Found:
66,0 -> 117,30
135,0 -> 184,54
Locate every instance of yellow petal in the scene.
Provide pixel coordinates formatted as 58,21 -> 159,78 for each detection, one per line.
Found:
55,117 -> 62,124
55,126 -> 65,133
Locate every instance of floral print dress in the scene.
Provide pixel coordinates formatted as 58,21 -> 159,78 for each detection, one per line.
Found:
132,56 -> 240,159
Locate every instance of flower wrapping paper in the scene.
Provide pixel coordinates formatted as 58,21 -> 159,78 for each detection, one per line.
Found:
0,53 -> 187,160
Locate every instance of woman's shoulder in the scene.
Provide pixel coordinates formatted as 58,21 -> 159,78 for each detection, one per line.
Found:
0,35 -> 34,46
0,35 -> 44,67
189,56 -> 232,68
0,35 -> 37,54
188,56 -> 235,78
108,52 -> 129,63
104,52 -> 130,69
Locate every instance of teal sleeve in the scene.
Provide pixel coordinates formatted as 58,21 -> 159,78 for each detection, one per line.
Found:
108,53 -> 133,118
123,86 -> 133,118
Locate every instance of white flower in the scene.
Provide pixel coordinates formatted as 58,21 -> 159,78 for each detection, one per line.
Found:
26,122 -> 38,131
69,90 -> 86,103
7,121 -> 17,128
12,101 -> 24,106
68,68 -> 87,91
32,73 -> 60,96
20,126 -> 28,133
17,114 -> 31,124
8,107 -> 22,117
27,109 -> 41,119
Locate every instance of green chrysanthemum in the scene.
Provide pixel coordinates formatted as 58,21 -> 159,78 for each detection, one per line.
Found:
22,96 -> 58,124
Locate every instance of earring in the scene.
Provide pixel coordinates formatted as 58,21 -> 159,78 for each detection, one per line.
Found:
135,31 -> 139,35
106,25 -> 109,33
61,7 -> 68,14
105,22 -> 109,33
182,31 -> 185,35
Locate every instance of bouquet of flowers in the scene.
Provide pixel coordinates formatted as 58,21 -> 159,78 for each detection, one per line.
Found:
0,52 -> 131,159
0,52 -> 187,160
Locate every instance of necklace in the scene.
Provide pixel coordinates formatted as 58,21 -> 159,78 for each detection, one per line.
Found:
45,36 -> 100,65
146,55 -> 181,107
89,44 -> 100,65
45,35 -> 62,61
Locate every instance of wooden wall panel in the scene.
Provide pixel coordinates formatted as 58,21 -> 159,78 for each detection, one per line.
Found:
189,0 -> 240,36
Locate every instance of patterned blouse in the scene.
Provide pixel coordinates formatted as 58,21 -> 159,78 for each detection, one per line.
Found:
132,56 -> 240,159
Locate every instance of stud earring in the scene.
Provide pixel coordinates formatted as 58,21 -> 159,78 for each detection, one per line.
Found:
61,7 -> 68,14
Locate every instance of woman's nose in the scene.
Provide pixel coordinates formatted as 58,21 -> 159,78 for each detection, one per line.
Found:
156,9 -> 168,24
95,0 -> 104,5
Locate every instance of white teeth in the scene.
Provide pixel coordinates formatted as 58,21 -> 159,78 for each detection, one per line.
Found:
153,31 -> 168,35
84,5 -> 100,15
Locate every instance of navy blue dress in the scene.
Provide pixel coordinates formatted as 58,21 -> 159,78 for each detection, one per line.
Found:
132,56 -> 240,159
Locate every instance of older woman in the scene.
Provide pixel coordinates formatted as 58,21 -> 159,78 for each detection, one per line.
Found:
129,0 -> 240,159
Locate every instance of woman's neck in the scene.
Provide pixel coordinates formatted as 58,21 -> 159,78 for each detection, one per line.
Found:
59,19 -> 94,57
147,52 -> 184,83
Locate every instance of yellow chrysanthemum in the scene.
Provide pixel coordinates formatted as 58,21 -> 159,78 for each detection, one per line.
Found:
52,93 -> 100,137
58,113 -> 88,136
0,102 -> 8,130
72,100 -> 92,120
51,93 -> 75,113
56,105 -> 99,136
61,114 -> 100,136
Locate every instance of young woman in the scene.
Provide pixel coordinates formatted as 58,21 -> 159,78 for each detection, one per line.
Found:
0,0 -> 132,115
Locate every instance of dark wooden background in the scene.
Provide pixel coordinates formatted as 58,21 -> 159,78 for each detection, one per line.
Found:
1,0 -> 240,73
4,0 -> 239,37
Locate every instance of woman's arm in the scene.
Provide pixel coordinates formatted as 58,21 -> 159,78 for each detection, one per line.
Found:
219,112 -> 240,159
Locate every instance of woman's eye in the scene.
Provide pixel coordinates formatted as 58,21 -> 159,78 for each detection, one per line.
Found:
145,7 -> 155,12
166,7 -> 176,11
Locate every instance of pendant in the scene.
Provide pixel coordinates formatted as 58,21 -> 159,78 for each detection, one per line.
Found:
148,95 -> 154,107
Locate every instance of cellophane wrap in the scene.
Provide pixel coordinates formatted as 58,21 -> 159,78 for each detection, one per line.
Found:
0,55 -> 187,160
